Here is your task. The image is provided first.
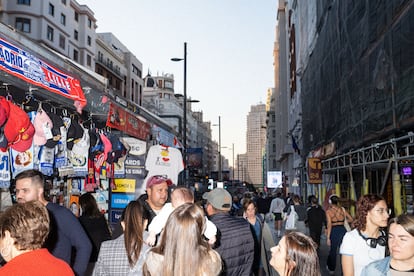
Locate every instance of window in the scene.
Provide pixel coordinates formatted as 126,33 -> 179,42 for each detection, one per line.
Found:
73,49 -> 78,62
17,0 -> 30,5
59,34 -> 65,49
60,13 -> 66,25
74,11 -> 79,21
47,26 -> 54,41
15,18 -> 31,33
74,30 -> 78,40
88,18 -> 92,28
49,3 -> 54,16
86,54 -> 91,66
87,36 -> 91,46
61,0 -> 66,4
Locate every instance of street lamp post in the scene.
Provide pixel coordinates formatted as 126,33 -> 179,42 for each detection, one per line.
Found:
171,42 -> 188,186
213,116 -> 222,182
232,143 -> 235,181
218,116 -> 222,182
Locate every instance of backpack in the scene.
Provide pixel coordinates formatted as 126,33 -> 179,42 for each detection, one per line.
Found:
285,205 -> 298,230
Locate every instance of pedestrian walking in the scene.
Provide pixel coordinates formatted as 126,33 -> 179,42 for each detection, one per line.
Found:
340,194 -> 389,276
203,188 -> 255,276
325,194 -> 353,275
306,195 -> 326,248
361,214 -> 414,275
269,192 -> 286,238
269,231 -> 321,276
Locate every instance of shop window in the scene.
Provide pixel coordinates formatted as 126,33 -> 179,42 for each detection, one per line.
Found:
47,25 -> 54,41
17,0 -> 30,5
49,3 -> 55,16
87,54 -> 91,67
59,34 -> 65,49
87,36 -> 91,46
73,49 -> 79,62
74,11 -> 79,22
61,13 -> 66,26
74,30 -> 78,40
15,17 -> 31,33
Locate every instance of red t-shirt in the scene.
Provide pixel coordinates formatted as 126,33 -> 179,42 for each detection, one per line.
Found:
0,248 -> 74,276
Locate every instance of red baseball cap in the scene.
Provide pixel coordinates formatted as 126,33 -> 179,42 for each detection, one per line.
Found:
4,101 -> 34,152
10,123 -> 35,152
146,175 -> 173,189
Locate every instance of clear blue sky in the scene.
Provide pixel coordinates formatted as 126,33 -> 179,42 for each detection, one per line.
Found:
80,0 -> 277,163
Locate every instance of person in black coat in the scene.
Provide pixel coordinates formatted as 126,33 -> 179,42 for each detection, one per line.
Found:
203,188 -> 255,276
306,195 -> 326,248
78,193 -> 112,264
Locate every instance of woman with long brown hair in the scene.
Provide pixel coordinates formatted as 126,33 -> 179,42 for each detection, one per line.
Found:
93,200 -> 150,275
269,231 -> 320,276
143,203 -> 222,276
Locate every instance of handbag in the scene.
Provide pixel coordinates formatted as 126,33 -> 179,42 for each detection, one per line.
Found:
285,205 -> 298,230
342,207 -> 351,231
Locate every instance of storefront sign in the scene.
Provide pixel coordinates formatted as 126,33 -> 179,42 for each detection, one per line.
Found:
111,193 -> 135,209
308,158 -> 322,184
113,178 -> 136,193
0,37 -> 87,111
110,209 -> 124,224
106,103 -> 150,140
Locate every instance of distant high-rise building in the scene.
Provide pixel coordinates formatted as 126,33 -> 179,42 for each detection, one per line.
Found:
246,104 -> 267,188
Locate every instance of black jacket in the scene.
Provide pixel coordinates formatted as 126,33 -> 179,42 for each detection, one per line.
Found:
210,212 -> 255,276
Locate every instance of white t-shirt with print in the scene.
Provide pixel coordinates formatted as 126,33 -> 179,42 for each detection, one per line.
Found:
145,145 -> 184,185
340,229 -> 386,276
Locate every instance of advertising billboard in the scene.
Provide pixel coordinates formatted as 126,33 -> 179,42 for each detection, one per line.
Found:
267,171 -> 282,188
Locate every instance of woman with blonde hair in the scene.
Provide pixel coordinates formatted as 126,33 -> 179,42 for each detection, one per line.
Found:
269,231 -> 320,276
143,203 -> 222,276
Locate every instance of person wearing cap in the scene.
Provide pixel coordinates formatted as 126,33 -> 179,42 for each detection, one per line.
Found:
140,175 -> 173,228
14,169 -> 92,276
203,188 -> 255,276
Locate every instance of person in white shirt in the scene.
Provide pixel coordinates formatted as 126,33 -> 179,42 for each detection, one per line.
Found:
340,194 -> 389,276
146,186 -> 217,246
269,192 -> 286,238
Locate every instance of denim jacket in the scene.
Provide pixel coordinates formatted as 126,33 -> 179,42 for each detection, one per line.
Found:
361,257 -> 391,276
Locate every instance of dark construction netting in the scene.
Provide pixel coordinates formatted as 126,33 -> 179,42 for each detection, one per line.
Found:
302,0 -> 414,154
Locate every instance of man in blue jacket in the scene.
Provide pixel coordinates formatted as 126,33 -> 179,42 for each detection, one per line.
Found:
15,169 -> 92,276
203,188 -> 255,276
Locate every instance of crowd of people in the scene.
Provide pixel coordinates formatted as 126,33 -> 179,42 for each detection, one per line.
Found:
0,168 -> 413,276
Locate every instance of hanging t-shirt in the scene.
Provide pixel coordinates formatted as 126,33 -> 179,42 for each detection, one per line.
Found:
145,144 -> 184,185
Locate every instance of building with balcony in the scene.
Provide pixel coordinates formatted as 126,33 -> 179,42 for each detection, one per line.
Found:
95,32 -> 143,105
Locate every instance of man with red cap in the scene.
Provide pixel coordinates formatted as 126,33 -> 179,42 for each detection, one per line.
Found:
140,175 -> 172,228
